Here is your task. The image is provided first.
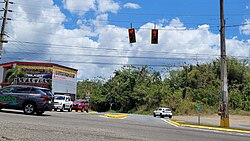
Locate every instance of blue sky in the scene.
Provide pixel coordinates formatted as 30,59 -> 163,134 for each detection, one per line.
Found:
1,0 -> 250,80
57,0 -> 250,39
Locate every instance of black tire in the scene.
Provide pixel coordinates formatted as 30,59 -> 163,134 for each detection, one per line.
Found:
36,111 -> 44,116
160,114 -> 164,118
169,115 -> 172,119
68,106 -> 72,112
85,108 -> 89,113
23,103 -> 36,115
75,109 -> 78,112
54,108 -> 57,111
81,108 -> 83,112
60,105 -> 65,112
153,113 -> 156,117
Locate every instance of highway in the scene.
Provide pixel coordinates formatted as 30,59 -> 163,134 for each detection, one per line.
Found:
0,110 -> 249,141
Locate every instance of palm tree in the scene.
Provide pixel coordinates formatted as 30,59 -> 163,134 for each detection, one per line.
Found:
6,65 -> 26,83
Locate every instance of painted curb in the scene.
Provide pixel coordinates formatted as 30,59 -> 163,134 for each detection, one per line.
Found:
168,120 -> 250,134
103,114 -> 128,119
72,110 -> 98,114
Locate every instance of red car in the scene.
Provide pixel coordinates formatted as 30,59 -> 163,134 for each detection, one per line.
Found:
72,100 -> 89,112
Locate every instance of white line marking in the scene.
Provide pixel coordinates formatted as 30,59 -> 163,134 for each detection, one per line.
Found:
161,118 -> 179,127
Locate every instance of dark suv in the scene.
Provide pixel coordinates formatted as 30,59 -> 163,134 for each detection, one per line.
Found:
0,85 -> 54,115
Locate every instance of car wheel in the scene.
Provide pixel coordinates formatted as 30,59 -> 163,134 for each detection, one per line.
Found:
36,111 -> 44,116
60,105 -> 65,112
23,103 -> 36,115
81,108 -> 83,112
54,108 -> 57,111
169,115 -> 172,119
153,113 -> 156,117
68,106 -> 72,112
160,114 -> 164,118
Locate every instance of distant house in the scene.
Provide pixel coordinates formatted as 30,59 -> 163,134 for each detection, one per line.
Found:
0,61 -> 78,100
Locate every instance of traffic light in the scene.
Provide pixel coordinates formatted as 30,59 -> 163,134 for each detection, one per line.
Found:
151,29 -> 158,44
128,28 -> 136,43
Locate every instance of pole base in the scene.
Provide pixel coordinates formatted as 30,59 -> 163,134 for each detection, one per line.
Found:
220,117 -> 230,128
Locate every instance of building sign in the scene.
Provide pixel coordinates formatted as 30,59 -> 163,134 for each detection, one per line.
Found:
13,77 -> 50,88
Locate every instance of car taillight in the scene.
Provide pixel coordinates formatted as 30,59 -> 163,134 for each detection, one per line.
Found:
41,95 -> 48,99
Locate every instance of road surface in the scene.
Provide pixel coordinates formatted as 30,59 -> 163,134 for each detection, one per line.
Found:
0,109 -> 249,141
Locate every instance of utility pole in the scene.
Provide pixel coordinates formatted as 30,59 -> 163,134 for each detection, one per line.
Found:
0,0 -> 11,59
220,0 -> 229,128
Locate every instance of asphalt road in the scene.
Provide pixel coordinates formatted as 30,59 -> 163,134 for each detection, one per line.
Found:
0,110 -> 249,141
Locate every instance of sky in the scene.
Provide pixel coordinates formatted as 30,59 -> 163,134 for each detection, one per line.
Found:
0,0 -> 250,80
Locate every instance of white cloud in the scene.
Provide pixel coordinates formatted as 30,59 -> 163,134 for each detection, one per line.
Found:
2,1 -> 249,80
240,19 -> 250,35
123,3 -> 141,9
169,18 -> 185,28
96,0 -> 120,13
63,0 -> 96,15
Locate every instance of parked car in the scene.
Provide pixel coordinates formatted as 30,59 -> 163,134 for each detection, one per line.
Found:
153,107 -> 172,118
72,99 -> 89,113
53,95 -> 73,112
0,85 -> 54,115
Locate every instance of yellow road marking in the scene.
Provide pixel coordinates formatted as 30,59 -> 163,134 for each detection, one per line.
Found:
103,114 -> 128,119
168,120 -> 250,134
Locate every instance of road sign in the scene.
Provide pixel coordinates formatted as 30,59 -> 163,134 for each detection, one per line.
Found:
197,104 -> 201,125
197,105 -> 201,111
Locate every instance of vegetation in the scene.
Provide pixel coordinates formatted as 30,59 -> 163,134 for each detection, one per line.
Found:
77,58 -> 250,115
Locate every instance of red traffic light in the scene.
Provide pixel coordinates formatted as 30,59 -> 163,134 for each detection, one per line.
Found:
128,28 -> 136,43
151,29 -> 158,44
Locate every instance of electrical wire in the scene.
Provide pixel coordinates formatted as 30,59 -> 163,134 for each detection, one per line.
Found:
7,40 -> 221,57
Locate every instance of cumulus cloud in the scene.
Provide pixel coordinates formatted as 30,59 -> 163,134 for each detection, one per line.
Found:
2,0 -> 249,80
96,0 -> 120,14
169,18 -> 185,28
123,3 -> 141,9
63,0 -> 96,15
240,19 -> 250,35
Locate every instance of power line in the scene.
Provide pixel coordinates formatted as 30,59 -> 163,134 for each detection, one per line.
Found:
13,2 -> 250,18
7,40 -> 221,57
4,51 -> 217,60
0,57 -> 201,67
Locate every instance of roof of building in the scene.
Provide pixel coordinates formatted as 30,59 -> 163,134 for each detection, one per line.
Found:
0,61 -> 78,71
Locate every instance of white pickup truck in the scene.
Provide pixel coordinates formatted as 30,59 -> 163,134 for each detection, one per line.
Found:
53,95 -> 73,112
153,108 -> 172,118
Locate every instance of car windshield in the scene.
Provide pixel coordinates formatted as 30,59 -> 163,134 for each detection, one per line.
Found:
55,96 -> 65,100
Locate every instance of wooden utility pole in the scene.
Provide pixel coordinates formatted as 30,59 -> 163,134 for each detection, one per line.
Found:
220,0 -> 229,128
0,0 -> 10,59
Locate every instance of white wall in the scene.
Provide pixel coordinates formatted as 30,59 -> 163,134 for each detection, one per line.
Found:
52,77 -> 77,95
0,66 -> 3,88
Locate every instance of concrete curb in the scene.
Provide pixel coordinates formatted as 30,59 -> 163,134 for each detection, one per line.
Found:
168,120 -> 250,134
103,114 -> 128,119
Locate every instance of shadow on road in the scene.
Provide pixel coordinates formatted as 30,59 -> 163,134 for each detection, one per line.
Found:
0,109 -> 51,117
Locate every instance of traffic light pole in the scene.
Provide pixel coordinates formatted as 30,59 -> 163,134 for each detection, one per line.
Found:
220,0 -> 229,128
0,0 -> 9,59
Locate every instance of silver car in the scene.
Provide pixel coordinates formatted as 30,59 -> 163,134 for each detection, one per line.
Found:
153,108 -> 173,118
